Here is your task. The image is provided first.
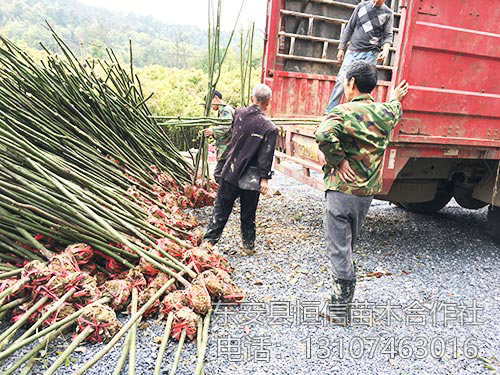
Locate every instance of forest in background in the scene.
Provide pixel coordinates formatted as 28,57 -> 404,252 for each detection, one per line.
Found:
0,0 -> 263,118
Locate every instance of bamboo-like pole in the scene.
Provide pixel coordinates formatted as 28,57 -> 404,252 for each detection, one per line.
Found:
169,329 -> 187,375
2,323 -> 71,375
43,326 -> 94,375
0,297 -> 110,361
195,310 -> 212,375
113,330 -> 132,375
154,311 -> 174,375
16,288 -> 76,343
128,287 -> 139,375
72,266 -> 191,375
0,296 -> 49,350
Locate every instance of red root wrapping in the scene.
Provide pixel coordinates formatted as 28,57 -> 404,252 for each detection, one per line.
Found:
100,279 -> 131,311
161,290 -> 187,315
183,244 -> 230,273
200,270 -> 225,299
48,252 -> 80,274
81,263 -> 97,275
188,229 -> 204,247
42,302 -> 77,326
106,256 -> 128,274
22,260 -> 52,285
136,273 -> 176,318
65,243 -> 93,265
137,250 -> 163,277
155,238 -> 186,260
213,268 -> 245,303
148,272 -> 175,292
69,273 -> 101,305
77,304 -> 121,343
11,299 -> 40,324
40,274 -> 69,298
171,307 -> 199,341
183,181 -> 218,208
0,277 -> 27,301
126,268 -> 147,291
185,278 -> 211,315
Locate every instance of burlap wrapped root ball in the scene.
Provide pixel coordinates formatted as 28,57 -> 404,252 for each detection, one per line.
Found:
48,252 -> 80,274
136,272 -> 176,317
101,279 -> 132,311
137,250 -> 163,277
69,272 -> 101,305
65,243 -> 93,265
162,290 -> 188,315
182,243 -> 230,273
22,260 -> 53,285
199,268 -> 244,302
172,306 -> 199,340
77,304 -> 121,343
155,237 -> 186,260
0,277 -> 27,302
214,269 -> 245,303
185,278 -> 211,315
40,302 -> 77,326
126,267 -> 147,291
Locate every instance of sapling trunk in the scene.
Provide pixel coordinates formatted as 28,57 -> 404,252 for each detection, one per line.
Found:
154,311 -> 174,375
170,329 -> 187,375
43,325 -> 94,375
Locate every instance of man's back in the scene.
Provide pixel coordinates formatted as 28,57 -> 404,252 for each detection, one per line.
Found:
316,94 -> 402,195
222,104 -> 277,186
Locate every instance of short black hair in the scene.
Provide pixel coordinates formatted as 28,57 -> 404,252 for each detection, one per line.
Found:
345,61 -> 378,93
213,90 -> 222,99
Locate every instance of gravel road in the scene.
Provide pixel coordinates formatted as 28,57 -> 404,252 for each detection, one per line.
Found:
2,171 -> 499,375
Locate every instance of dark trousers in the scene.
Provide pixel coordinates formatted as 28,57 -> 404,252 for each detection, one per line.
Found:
203,179 -> 260,246
214,159 -> 226,183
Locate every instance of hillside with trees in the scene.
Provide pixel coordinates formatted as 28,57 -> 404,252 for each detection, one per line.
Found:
0,0 -> 231,68
0,0 -> 263,122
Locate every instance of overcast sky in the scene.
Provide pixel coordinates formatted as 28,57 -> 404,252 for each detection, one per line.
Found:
79,0 -> 268,31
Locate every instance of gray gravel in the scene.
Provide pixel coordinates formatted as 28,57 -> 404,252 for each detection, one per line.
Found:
1,171 -> 499,374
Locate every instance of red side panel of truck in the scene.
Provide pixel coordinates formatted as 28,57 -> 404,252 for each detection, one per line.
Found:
262,0 -> 500,197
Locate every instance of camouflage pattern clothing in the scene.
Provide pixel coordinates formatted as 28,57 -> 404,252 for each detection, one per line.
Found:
212,104 -> 235,161
315,94 -> 402,196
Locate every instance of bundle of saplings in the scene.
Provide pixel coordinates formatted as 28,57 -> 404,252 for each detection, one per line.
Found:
0,26 -> 237,375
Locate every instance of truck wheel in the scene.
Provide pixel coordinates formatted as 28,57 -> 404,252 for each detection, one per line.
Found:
487,205 -> 500,243
400,189 -> 453,214
453,185 -> 488,209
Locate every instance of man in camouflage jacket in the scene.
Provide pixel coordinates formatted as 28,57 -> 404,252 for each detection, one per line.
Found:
202,90 -> 235,183
315,61 -> 408,324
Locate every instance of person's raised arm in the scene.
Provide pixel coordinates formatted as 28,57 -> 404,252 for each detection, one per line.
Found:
381,80 -> 409,128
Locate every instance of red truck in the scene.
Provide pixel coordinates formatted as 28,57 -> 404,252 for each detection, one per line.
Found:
261,0 -> 500,238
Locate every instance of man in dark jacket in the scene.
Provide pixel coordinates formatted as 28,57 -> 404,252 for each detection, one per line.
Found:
203,84 -> 278,255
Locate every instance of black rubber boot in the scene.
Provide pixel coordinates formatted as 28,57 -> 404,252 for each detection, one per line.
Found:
319,278 -> 356,325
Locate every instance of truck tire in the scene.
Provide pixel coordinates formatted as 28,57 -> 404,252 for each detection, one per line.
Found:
400,189 -> 453,214
453,184 -> 488,209
487,205 -> 500,243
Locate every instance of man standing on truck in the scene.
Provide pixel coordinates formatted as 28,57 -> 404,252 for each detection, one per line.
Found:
316,61 -> 408,324
324,0 -> 394,113
202,90 -> 235,183
203,84 -> 278,255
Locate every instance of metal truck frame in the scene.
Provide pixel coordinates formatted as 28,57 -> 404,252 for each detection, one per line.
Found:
261,0 -> 500,234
